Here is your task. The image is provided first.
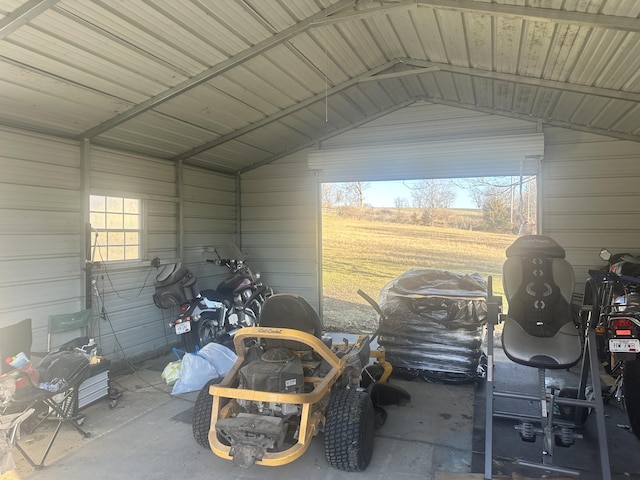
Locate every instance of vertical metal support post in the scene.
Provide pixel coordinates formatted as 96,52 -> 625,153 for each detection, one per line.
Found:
314,172 -> 323,318
586,327 -> 612,480
235,172 -> 242,249
177,159 -> 184,260
80,139 -> 91,309
540,368 -> 553,466
484,291 -> 500,480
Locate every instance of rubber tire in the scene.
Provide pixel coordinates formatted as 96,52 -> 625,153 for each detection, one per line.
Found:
324,389 -> 375,472
557,387 -> 589,425
184,313 -> 223,352
192,378 -> 223,449
623,358 -> 640,440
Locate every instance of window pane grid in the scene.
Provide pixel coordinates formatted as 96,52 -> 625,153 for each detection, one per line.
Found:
90,195 -> 141,262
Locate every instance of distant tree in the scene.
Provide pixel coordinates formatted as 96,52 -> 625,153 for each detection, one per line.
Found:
394,197 -> 409,208
339,182 -> 369,207
454,176 -> 537,229
482,190 -> 510,231
407,179 -> 456,225
321,184 -> 337,207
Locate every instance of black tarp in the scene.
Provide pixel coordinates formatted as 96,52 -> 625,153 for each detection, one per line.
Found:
378,269 -> 487,384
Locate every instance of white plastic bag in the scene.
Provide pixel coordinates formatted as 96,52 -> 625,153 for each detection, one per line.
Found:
196,342 -> 236,377
171,352 -> 219,395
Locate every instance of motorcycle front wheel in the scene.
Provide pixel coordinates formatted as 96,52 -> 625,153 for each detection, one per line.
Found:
623,358 -> 640,440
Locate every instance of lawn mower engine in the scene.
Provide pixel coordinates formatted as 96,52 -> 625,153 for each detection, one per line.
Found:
215,347 -> 305,468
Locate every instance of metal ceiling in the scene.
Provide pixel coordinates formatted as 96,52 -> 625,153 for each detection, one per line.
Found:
0,0 -> 638,174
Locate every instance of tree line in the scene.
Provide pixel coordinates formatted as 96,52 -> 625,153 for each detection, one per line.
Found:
322,177 -> 536,233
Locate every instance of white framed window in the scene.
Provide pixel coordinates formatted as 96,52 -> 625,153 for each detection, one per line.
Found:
90,195 -> 141,262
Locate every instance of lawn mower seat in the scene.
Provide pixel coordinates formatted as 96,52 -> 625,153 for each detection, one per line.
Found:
258,294 -> 323,351
502,235 -> 582,369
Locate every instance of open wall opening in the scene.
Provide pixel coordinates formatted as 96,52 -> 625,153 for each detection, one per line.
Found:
320,175 -> 536,333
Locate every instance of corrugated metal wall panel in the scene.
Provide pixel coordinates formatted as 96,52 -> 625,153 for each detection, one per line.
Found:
0,127 -> 241,359
311,103 -> 543,182
181,166 -> 237,289
322,102 -> 537,146
541,126 -> 640,294
241,150 -> 320,310
0,127 -> 83,348
90,148 -> 176,196
86,148 -> 179,360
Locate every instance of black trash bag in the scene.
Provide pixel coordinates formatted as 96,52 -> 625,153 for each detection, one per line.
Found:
36,350 -> 90,388
377,269 -> 487,383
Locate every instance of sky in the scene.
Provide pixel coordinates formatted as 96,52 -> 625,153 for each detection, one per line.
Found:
363,180 -> 475,209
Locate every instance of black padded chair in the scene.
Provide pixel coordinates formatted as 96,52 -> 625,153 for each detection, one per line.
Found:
0,318 -> 91,469
484,235 -> 611,479
0,319 -> 33,376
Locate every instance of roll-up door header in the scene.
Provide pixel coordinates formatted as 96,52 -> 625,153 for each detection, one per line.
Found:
308,134 -> 543,182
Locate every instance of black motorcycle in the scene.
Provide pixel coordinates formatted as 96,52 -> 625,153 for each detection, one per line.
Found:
584,248 -> 640,439
154,245 -> 273,352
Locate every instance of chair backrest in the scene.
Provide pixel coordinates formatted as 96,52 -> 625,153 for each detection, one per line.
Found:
48,309 -> 92,351
258,294 -> 323,350
503,235 -> 575,338
0,318 -> 32,375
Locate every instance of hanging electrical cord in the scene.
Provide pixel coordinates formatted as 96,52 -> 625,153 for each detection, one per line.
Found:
90,276 -> 184,399
92,240 -> 157,302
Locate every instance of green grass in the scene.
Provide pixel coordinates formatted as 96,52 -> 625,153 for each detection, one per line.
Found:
322,212 -> 517,305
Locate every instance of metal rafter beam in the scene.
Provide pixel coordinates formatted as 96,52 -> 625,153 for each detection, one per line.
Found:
415,0 -> 640,33
419,95 -> 640,143
0,0 -> 60,39
172,60 -> 399,162
311,0 -> 640,33
174,54 -> 638,164
402,58 -> 640,103
78,0 -> 357,139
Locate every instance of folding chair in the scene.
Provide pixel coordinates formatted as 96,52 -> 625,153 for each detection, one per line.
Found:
0,408 -> 34,473
484,235 -> 611,479
0,317 -> 91,469
47,308 -> 92,352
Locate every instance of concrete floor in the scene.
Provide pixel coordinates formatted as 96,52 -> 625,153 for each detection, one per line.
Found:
6,336 -> 640,480
11,349 -> 477,480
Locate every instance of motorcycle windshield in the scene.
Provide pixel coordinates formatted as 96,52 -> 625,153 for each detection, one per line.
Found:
219,240 -> 246,261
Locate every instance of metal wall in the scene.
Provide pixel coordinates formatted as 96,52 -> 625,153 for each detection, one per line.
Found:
541,127 -> 640,294
0,127 -> 238,360
4,100 -> 640,359
0,127 -> 83,351
240,150 -> 320,310
245,102 -> 640,314
312,102 -> 542,181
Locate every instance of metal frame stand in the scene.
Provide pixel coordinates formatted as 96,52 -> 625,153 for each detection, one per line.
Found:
484,295 -> 611,480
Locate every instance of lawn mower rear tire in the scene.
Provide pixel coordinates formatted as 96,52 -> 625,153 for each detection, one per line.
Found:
324,389 -> 375,472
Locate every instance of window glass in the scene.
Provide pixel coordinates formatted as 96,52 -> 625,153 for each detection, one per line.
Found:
90,195 -> 141,262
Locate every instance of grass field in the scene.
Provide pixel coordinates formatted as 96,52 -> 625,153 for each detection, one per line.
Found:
321,211 -> 517,331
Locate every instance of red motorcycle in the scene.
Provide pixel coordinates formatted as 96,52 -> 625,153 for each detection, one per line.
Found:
584,249 -> 640,439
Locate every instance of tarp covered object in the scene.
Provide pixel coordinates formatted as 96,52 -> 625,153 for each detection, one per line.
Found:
378,269 -> 487,383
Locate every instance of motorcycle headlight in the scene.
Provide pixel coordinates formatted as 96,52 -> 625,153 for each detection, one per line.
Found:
193,314 -> 201,321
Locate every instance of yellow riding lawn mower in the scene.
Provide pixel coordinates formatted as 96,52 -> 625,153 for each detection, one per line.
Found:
191,292 -> 410,471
